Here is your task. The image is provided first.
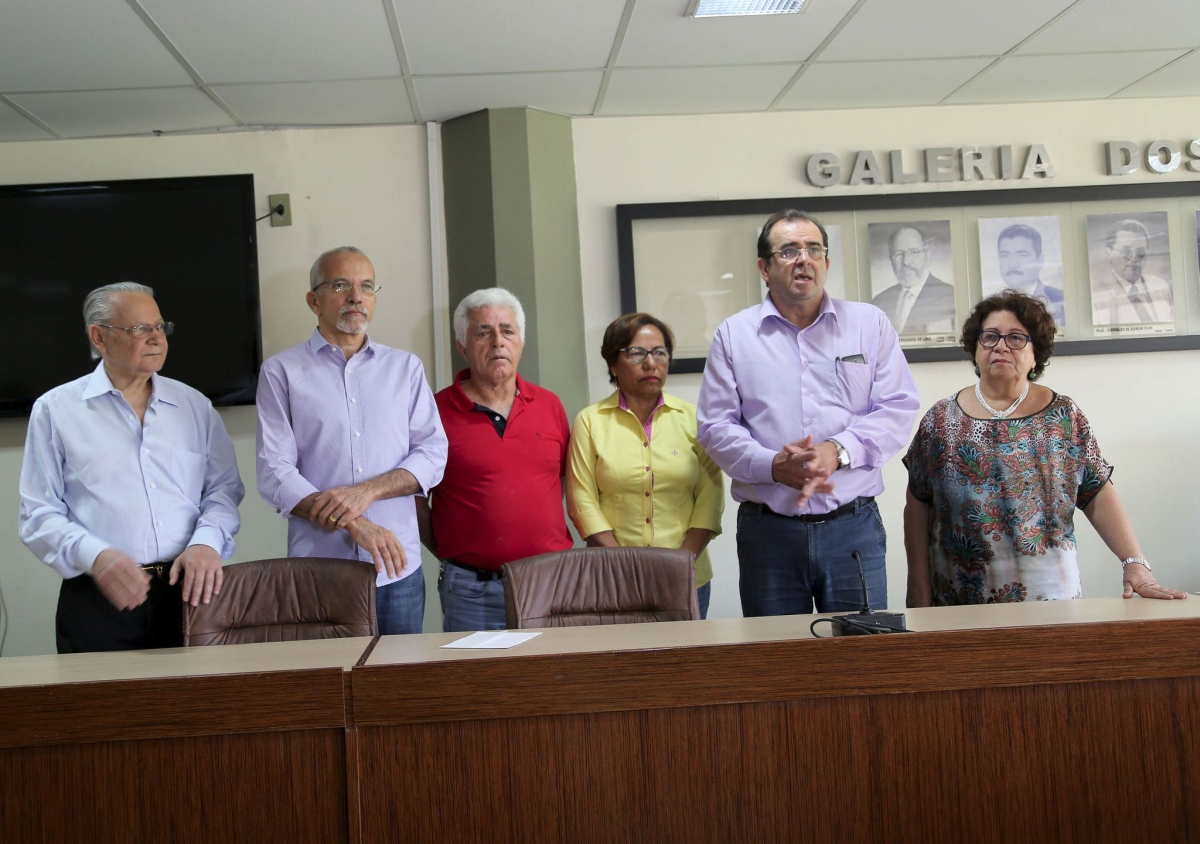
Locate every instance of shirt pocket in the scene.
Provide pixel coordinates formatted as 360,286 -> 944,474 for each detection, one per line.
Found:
835,359 -> 873,412
171,447 -> 206,502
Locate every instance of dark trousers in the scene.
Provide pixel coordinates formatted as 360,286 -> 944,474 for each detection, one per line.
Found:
56,567 -> 184,654
736,499 -> 888,618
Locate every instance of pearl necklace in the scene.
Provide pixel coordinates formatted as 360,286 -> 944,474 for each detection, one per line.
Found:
975,380 -> 1030,419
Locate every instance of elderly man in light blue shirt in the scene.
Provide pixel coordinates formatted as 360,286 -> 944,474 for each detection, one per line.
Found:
256,246 -> 447,635
699,210 -> 919,618
19,282 -> 244,653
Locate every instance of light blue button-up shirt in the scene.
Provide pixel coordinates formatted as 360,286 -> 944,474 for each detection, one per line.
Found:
19,363 -> 245,578
698,294 -> 920,516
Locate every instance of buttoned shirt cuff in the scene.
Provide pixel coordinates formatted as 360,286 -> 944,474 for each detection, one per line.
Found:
831,431 -> 864,469
749,449 -> 779,486
78,535 -> 112,576
276,475 -> 321,518
398,454 -> 440,496
188,525 -> 231,559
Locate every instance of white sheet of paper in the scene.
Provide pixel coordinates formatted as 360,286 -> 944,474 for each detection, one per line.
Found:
441,631 -> 541,649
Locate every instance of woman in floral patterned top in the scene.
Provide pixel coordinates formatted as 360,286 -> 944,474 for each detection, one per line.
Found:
902,291 -> 1186,605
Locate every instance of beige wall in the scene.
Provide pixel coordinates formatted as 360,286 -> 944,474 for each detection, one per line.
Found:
571,97 -> 1200,620
0,126 -> 438,656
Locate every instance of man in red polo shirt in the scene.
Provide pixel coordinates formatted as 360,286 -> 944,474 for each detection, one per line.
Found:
417,288 -> 573,631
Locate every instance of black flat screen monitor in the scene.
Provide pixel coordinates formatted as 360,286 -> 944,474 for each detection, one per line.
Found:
0,174 -> 260,417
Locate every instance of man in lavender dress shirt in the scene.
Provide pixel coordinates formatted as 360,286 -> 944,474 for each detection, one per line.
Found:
256,247 -> 447,634
698,210 -> 919,617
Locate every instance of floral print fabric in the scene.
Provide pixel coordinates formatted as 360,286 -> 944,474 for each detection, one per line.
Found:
903,392 -> 1112,604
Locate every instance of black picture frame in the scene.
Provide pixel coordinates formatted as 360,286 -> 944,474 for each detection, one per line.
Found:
617,180 -> 1200,372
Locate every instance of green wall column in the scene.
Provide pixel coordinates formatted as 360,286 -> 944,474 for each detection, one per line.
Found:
441,107 -> 589,419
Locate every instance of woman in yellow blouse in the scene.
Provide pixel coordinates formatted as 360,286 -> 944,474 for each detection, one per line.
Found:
567,313 -> 725,618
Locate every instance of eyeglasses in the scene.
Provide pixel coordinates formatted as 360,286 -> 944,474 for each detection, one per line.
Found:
96,321 -> 174,338
312,280 -> 380,295
771,245 -> 827,262
978,330 -> 1031,350
1114,246 -> 1148,261
620,346 -> 670,364
890,248 -> 927,262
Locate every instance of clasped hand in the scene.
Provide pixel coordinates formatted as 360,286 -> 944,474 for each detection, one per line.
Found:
309,484 -> 376,530
772,435 -> 837,508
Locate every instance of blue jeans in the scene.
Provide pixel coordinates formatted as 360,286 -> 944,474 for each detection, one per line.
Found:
376,567 -> 426,635
736,499 -> 887,617
439,562 -> 507,632
697,581 -> 711,620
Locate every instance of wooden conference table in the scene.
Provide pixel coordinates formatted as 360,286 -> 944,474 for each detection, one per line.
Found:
3,598 -> 1200,843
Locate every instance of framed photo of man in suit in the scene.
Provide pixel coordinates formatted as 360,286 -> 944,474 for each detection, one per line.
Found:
868,220 -> 956,338
1086,211 -> 1174,328
978,215 -> 1066,328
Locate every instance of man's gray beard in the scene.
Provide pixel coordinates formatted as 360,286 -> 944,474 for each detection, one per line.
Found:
336,316 -> 369,334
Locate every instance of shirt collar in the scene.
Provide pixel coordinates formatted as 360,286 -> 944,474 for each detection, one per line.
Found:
1109,267 -> 1143,296
599,390 -> 684,414
307,326 -> 375,360
81,361 -> 177,407
448,368 -> 528,411
755,291 -> 838,330
900,275 -> 928,301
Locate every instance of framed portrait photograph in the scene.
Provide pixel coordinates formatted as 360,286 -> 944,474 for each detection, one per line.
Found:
617,181 -> 1200,368
1085,210 -> 1174,330
867,220 -> 955,338
1195,210 -> 1200,274
978,215 -> 1066,327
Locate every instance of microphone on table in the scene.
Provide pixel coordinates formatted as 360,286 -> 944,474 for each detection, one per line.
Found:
830,550 -> 910,636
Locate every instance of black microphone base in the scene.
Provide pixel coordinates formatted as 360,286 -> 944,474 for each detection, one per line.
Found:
830,611 -> 908,636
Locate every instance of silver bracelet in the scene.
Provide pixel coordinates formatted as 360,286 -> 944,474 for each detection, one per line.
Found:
1120,556 -> 1151,571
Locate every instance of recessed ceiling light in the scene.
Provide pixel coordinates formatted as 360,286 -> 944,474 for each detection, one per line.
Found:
685,0 -> 809,17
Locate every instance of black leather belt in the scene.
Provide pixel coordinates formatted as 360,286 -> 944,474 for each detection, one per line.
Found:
139,561 -> 173,579
749,496 -> 874,524
445,560 -> 503,581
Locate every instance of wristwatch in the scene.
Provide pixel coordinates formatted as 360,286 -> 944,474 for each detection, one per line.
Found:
829,438 -> 849,471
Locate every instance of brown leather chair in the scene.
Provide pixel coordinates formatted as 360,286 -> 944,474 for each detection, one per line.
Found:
501,547 -> 699,629
184,557 -> 377,646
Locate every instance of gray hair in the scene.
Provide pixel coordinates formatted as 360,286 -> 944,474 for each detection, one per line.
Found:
453,288 -> 526,346
310,246 -> 369,290
83,282 -> 155,359
889,225 -> 927,253
1105,219 -> 1151,250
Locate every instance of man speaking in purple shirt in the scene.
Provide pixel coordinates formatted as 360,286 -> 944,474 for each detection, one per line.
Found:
698,210 -> 919,617
256,247 -> 448,634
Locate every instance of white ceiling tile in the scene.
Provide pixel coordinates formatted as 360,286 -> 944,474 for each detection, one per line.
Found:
394,0 -> 627,75
8,88 -> 237,138
0,100 -> 56,141
777,58 -> 994,110
1017,0 -> 1200,54
617,0 -> 859,68
0,0 -> 192,92
212,79 -> 414,126
945,51 -> 1187,104
1115,50 -> 1200,99
415,72 -> 604,122
137,0 -> 401,83
821,0 -> 1076,61
600,65 -> 799,116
